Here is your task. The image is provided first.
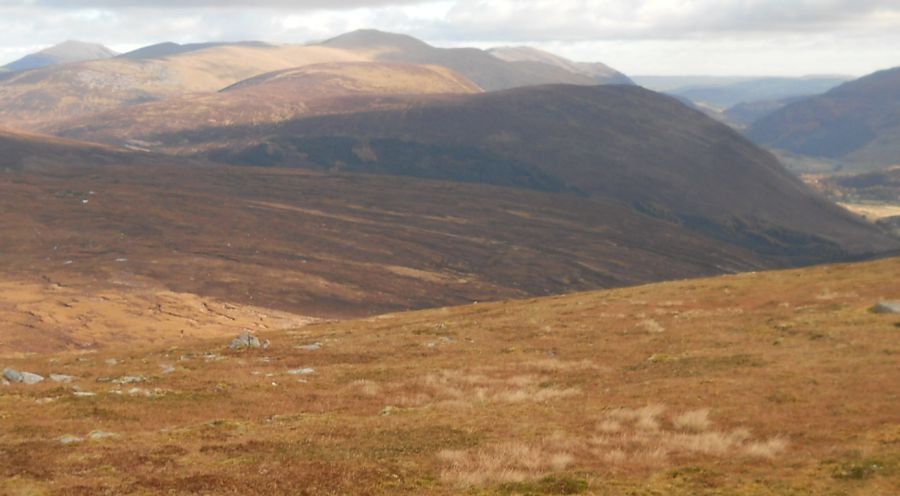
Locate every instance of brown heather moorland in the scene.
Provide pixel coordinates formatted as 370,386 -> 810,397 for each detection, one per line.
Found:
0,159 -> 780,353
0,257 -> 898,495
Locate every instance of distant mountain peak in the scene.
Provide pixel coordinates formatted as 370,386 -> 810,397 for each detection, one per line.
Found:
321,29 -> 433,52
2,40 -> 116,72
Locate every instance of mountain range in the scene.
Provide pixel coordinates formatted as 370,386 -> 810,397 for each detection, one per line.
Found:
1,27 -> 899,496
0,30 -> 630,129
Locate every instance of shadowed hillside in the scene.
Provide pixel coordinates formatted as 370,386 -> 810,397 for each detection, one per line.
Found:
143,84 -> 897,261
0,128 -> 198,170
1,157 -> 781,342
748,67 -> 900,170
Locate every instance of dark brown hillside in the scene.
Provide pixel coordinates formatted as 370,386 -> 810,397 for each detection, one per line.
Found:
175,84 -> 896,260
1,157 -> 777,327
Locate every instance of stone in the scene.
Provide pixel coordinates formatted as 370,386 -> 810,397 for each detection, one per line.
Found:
50,374 -> 75,383
104,358 -> 119,366
872,302 -> 900,314
3,368 -> 23,382
160,364 -> 176,375
88,431 -> 117,441
287,368 -> 315,376
113,375 -> 146,384
295,342 -> 322,351
3,368 -> 44,385
229,332 -> 262,350
59,435 -> 83,445
73,391 -> 97,398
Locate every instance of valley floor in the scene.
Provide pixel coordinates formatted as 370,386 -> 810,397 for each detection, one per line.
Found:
1,257 -> 899,495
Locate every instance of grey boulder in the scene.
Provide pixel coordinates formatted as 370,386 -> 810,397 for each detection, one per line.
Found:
872,302 -> 900,314
229,332 -> 268,350
3,368 -> 44,385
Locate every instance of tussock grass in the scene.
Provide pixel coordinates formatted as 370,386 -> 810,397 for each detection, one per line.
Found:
439,405 -> 788,487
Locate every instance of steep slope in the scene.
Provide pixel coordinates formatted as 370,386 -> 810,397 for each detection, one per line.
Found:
0,44 -> 367,128
319,29 -> 601,90
724,96 -> 807,128
488,46 -> 633,84
48,62 -> 481,149
180,84 -> 896,260
1,41 -> 117,72
1,257 -> 898,494
748,67 -> 900,169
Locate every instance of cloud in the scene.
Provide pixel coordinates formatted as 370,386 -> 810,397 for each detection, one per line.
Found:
438,0 -> 900,41
0,0 -> 898,76
3,0 -> 429,8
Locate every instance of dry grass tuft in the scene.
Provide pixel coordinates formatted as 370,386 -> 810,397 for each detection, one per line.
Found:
386,368 -> 580,408
438,441 -> 574,486
672,408 -> 711,432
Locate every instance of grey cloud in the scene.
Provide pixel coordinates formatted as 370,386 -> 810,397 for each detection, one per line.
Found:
438,0 -> 900,41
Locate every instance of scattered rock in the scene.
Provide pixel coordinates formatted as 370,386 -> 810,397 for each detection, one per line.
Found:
229,332 -> 268,350
160,364 -> 176,375
872,302 -> 900,314
58,435 -> 83,445
49,374 -> 75,383
287,368 -> 315,376
113,375 -> 146,384
35,397 -> 58,405
73,391 -> 97,398
127,387 -> 167,398
104,358 -> 119,366
295,342 -> 322,351
88,431 -> 117,441
3,368 -> 44,385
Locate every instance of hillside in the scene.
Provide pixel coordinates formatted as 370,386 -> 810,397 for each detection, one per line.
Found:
1,40 -> 116,72
487,46 -> 633,84
0,128 -> 196,170
48,62 -> 482,149
0,154 -> 787,352
748,67 -> 900,169
118,41 -> 273,60
672,76 -> 848,110
319,29 -> 607,90
0,44 -> 367,128
155,84 -> 899,261
1,257 -> 897,494
724,96 -> 807,128
0,31 -> 630,129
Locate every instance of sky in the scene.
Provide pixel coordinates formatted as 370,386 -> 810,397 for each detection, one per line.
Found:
1,0 -> 898,76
